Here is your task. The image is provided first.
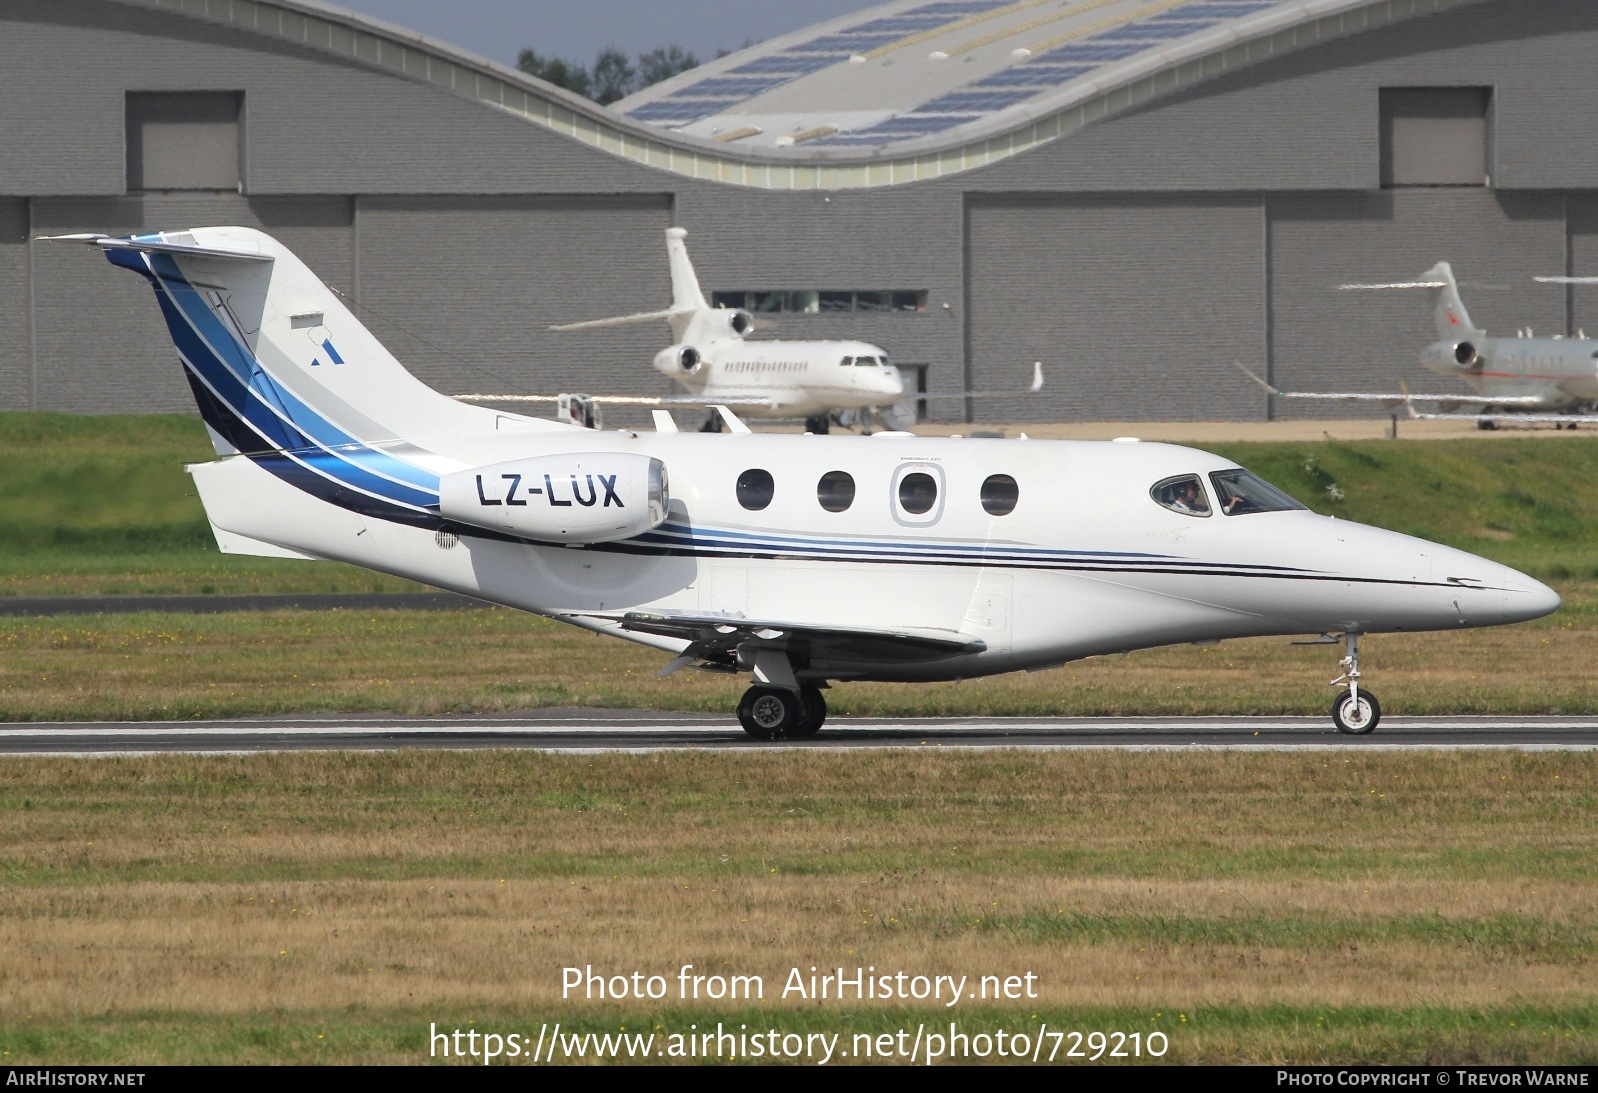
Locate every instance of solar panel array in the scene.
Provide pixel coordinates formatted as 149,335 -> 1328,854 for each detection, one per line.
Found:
627,0 -> 1284,143
621,0 -> 1012,130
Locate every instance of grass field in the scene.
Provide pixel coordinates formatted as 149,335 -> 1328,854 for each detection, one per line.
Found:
1,581 -> 1595,720
7,414 -> 1598,1065
0,750 -> 1594,1064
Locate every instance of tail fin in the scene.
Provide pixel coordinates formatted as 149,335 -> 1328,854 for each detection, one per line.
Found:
666,227 -> 707,312
1422,261 -> 1479,337
67,226 -> 534,530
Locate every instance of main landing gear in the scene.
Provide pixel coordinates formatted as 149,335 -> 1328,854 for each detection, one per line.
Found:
1329,632 -> 1380,734
736,684 -> 827,740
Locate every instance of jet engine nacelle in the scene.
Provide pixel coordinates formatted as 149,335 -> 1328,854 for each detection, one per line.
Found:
725,309 -> 753,336
1422,338 -> 1480,373
654,345 -> 703,376
438,453 -> 668,543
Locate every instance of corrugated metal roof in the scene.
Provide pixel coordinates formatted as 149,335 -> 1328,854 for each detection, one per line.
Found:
617,0 -> 1334,152
117,0 -> 1484,189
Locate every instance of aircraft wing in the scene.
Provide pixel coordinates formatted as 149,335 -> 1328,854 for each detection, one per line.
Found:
912,361 -> 1046,400
1233,362 -> 1546,406
576,609 -> 987,676
1401,405 -> 1598,424
452,392 -> 777,409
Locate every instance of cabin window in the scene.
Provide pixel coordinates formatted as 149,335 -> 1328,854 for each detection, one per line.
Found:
710,289 -> 927,313
898,472 -> 938,515
736,468 -> 774,510
817,470 -> 855,512
1209,469 -> 1306,516
980,474 -> 1019,516
1150,474 -> 1211,517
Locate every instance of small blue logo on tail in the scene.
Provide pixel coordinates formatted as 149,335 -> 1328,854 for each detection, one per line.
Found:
311,338 -> 346,367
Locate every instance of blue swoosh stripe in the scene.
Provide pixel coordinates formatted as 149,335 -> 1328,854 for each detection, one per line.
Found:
148,254 -> 439,495
144,254 -> 440,502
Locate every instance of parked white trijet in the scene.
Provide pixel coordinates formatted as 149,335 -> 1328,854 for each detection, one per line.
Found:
459,228 -> 906,433
458,227 -> 1042,433
52,228 -> 1560,737
1247,262 -> 1598,427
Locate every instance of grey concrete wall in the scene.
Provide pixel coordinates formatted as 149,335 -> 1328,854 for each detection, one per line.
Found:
0,0 -> 667,197
1566,196 -> 1598,337
0,200 -> 30,411
1267,189 -> 1565,416
29,194 -> 353,412
355,195 -> 672,428
965,194 -> 1266,423
970,0 -> 1598,193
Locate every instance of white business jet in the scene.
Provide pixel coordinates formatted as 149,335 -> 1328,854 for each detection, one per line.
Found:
457,227 -> 1043,433
50,228 -> 1559,738
457,227 -> 907,434
1244,262 -> 1598,427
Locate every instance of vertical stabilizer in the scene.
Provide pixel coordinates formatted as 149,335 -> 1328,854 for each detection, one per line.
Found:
666,227 -> 707,312
1423,261 -> 1479,337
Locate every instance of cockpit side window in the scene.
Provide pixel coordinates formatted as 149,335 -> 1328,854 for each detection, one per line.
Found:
1209,468 -> 1306,516
1150,474 -> 1211,517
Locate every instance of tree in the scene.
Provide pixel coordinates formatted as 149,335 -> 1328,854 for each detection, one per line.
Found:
638,45 -> 699,88
516,48 -> 591,99
514,44 -> 701,105
589,47 -> 638,105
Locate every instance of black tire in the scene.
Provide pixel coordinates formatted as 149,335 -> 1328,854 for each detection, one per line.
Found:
788,686 -> 827,739
804,415 -> 831,435
737,686 -> 800,740
1331,689 -> 1380,735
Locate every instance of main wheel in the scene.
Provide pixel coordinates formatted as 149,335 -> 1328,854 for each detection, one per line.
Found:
737,686 -> 801,740
788,686 -> 828,739
1331,689 -> 1380,735
804,414 -> 831,435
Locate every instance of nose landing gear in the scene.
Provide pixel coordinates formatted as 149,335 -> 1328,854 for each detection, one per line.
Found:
1329,632 -> 1380,734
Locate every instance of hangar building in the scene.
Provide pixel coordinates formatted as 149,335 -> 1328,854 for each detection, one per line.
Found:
3,0 -> 1596,424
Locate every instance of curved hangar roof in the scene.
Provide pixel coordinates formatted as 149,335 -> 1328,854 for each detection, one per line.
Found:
125,0 -> 1474,189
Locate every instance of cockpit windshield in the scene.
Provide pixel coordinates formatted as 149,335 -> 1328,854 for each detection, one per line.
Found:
1150,474 -> 1211,516
1208,469 -> 1306,516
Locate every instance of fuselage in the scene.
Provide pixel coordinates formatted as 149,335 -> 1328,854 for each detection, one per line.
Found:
1422,334 -> 1598,407
652,337 -> 904,418
195,429 -> 1560,684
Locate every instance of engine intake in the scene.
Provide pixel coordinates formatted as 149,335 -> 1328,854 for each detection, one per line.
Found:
727,309 -> 753,335
1454,341 -> 1479,367
439,453 -> 668,543
678,346 -> 701,373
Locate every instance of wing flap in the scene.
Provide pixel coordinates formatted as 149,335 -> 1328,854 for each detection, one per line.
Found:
575,609 -> 986,674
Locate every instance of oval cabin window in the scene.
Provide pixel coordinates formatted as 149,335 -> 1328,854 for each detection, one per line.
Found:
816,470 -> 855,512
898,472 -> 938,515
980,474 -> 1019,516
736,468 -> 775,511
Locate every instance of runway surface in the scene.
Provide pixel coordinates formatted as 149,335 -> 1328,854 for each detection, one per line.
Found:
0,592 -> 488,616
4,710 -> 1598,753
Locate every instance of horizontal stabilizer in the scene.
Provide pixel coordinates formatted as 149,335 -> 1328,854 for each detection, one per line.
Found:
39,233 -> 273,263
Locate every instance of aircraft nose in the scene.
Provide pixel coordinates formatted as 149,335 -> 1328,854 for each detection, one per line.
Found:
1445,558 -> 1561,626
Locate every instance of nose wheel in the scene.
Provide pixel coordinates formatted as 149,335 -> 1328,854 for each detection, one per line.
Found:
1329,632 -> 1380,734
